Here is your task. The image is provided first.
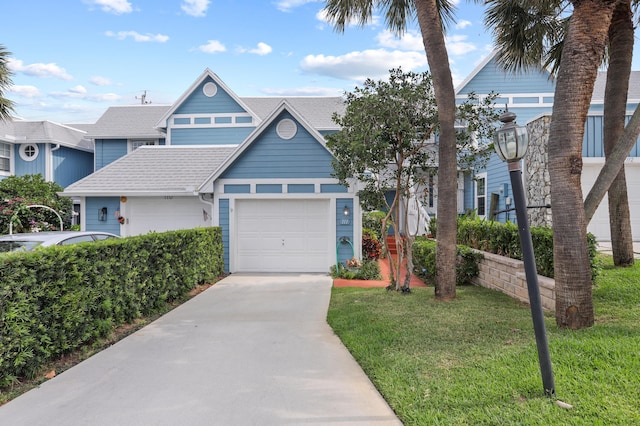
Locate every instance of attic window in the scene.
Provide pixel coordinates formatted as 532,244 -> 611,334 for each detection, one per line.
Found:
203,82 -> 218,97
19,144 -> 39,161
276,118 -> 297,140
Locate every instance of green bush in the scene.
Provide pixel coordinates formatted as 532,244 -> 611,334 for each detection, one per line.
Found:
413,238 -> 483,286
362,229 -> 382,260
0,227 -> 223,386
330,259 -> 382,281
430,217 -> 599,280
362,211 -> 386,239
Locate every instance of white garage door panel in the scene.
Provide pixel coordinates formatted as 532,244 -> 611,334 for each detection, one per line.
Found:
582,164 -> 640,241
127,197 -> 210,236
236,199 -> 330,272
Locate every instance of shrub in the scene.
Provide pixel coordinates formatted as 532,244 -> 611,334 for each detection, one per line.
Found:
0,227 -> 224,386
362,211 -> 387,239
413,238 -> 483,286
362,229 -> 382,260
330,259 -> 382,280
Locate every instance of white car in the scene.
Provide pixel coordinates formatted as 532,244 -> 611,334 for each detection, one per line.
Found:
0,231 -> 119,253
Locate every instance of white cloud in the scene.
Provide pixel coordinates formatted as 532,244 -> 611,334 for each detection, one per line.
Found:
196,40 -> 226,54
90,76 -> 114,86
455,20 -> 472,30
181,0 -> 210,17
86,0 -> 133,14
276,0 -> 321,12
8,85 -> 41,98
237,42 -> 273,56
69,85 -> 88,94
376,30 -> 424,51
50,87 -> 121,102
300,49 -> 428,82
7,58 -> 73,80
105,31 -> 169,43
445,34 -> 477,56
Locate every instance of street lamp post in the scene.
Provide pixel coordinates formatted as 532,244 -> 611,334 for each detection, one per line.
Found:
494,111 -> 556,397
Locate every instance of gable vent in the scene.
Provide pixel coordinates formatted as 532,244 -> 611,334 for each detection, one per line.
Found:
203,82 -> 218,97
276,118 -> 297,140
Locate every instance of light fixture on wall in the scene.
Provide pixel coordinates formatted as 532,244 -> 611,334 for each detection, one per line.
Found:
99,207 -> 108,222
343,205 -> 350,217
495,110 -> 555,397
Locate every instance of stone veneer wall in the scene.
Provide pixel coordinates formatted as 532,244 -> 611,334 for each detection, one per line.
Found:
525,115 -> 553,228
471,250 -> 556,312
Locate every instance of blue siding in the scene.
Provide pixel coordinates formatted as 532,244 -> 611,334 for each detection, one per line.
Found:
219,199 -> 230,273
256,184 -> 282,193
479,155 -> 515,223
463,173 -> 475,211
336,198 -> 354,266
321,183 -> 348,193
582,114 -> 640,157
221,112 -> 335,179
224,184 -> 250,194
14,143 -> 45,176
85,197 -> 121,235
53,146 -> 93,187
175,77 -> 247,115
458,57 -> 555,96
170,127 -> 253,145
96,139 -> 127,169
288,184 -> 315,193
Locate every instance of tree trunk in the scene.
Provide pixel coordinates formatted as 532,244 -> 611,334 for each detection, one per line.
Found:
603,0 -> 634,267
415,0 -> 457,300
549,0 -> 615,329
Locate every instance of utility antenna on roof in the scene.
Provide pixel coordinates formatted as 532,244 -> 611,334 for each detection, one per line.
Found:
136,90 -> 151,105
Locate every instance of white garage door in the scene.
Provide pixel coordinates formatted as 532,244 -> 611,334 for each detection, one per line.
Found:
235,199 -> 331,273
582,163 -> 640,241
126,196 -> 210,236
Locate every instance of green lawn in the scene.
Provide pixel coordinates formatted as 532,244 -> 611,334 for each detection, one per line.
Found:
327,255 -> 640,425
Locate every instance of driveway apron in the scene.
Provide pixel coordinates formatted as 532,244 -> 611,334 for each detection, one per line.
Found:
0,274 -> 402,426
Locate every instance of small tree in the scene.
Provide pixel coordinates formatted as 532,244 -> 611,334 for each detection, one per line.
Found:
0,174 -> 73,234
327,68 -> 497,291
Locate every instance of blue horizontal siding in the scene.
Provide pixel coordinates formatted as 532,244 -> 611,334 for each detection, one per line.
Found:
224,184 -> 250,194
170,127 -> 253,145
175,77 -> 247,115
336,198 -> 355,266
321,183 -> 348,193
219,199 -> 230,273
221,112 -> 335,179
54,147 -> 93,187
85,197 -> 121,235
288,184 -> 315,193
96,139 -> 127,169
14,143 -> 45,177
256,184 -> 282,193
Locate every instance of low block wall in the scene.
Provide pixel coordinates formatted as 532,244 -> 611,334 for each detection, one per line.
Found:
471,250 -> 556,312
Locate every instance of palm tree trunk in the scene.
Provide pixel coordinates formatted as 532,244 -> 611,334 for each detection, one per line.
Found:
415,0 -> 457,300
549,0 -> 615,329
603,0 -> 634,267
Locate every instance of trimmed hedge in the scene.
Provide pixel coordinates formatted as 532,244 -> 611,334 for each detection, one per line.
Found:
0,227 -> 223,386
455,218 -> 599,279
413,238 -> 483,286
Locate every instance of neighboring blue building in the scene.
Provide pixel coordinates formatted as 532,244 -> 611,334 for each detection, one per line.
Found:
456,51 -> 640,241
64,69 -> 356,273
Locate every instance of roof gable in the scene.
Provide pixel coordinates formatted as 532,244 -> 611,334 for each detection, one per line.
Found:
198,101 -> 335,191
155,69 -> 260,128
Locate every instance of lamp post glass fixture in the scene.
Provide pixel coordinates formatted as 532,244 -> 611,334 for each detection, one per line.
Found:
494,111 -> 556,397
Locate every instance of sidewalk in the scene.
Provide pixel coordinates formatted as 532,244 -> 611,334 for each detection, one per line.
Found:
596,242 -> 640,259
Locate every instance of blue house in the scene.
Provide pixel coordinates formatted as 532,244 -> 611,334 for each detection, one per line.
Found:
455,51 -> 640,241
63,69 -> 358,273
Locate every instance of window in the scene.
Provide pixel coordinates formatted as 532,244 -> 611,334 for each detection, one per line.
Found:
19,144 -> 39,161
0,142 -> 11,172
130,140 -> 157,151
475,173 -> 487,217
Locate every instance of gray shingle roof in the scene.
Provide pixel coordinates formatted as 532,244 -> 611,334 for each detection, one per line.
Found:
85,105 -> 171,138
63,145 -> 236,194
0,118 -> 92,151
242,97 -> 345,130
592,71 -> 640,102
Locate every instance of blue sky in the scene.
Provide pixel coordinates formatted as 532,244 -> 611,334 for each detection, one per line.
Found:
5,1 -> 518,124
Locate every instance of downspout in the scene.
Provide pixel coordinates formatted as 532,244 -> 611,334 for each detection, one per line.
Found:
198,192 -> 215,225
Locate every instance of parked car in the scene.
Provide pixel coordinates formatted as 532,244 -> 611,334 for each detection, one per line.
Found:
0,231 -> 119,253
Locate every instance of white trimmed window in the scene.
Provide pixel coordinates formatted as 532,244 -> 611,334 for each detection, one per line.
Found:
129,140 -> 158,152
0,142 -> 11,172
19,144 -> 39,161
475,173 -> 487,217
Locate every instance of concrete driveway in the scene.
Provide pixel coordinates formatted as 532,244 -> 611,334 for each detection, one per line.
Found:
0,274 -> 402,426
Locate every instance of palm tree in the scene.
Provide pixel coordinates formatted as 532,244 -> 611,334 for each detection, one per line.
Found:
323,0 -> 459,300
0,45 -> 15,121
